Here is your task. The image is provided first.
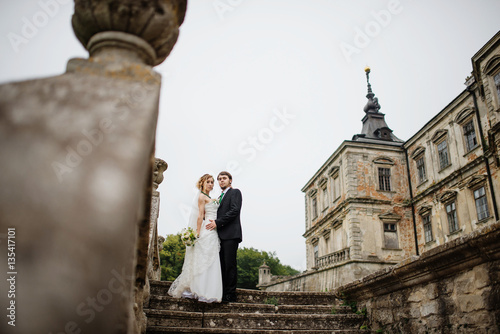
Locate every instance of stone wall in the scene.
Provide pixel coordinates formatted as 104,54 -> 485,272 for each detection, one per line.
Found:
335,220 -> 500,333
259,260 -> 395,292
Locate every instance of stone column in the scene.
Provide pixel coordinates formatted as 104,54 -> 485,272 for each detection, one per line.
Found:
0,1 -> 186,334
150,158 -> 168,282
134,157 -> 168,333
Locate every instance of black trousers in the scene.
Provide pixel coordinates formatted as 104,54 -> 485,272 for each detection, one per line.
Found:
219,239 -> 239,300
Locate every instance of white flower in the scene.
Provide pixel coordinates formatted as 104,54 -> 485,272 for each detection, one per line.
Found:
180,227 -> 198,247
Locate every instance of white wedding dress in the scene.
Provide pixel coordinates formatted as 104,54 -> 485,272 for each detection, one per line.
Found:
168,200 -> 222,303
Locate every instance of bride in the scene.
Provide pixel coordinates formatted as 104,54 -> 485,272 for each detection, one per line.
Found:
168,174 -> 223,303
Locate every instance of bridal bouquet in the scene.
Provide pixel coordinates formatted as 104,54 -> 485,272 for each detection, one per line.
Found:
180,227 -> 198,247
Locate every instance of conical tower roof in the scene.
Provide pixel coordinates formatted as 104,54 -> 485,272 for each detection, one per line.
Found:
352,67 -> 403,143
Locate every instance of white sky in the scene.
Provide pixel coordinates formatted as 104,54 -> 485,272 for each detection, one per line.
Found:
1,1 -> 499,271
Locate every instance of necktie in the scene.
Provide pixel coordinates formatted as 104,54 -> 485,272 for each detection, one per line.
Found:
218,193 -> 224,203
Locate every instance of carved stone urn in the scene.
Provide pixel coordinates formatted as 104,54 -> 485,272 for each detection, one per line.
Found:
72,0 -> 187,66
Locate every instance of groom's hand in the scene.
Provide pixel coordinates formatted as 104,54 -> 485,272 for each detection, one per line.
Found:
206,220 -> 216,230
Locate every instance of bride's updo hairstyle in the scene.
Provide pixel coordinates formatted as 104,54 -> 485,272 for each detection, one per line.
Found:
197,174 -> 214,191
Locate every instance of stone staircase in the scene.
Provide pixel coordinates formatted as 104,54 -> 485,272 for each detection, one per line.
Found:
145,281 -> 368,333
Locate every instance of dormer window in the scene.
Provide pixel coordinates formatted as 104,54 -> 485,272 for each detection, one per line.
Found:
374,127 -> 392,140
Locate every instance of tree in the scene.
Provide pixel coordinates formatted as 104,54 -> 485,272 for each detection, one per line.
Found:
160,233 -> 186,281
237,247 -> 299,289
159,235 -> 300,289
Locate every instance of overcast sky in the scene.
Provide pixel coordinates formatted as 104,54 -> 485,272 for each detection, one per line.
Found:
1,1 -> 499,271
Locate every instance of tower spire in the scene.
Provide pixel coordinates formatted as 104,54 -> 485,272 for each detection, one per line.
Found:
363,66 -> 381,114
365,66 -> 374,99
352,67 -> 403,143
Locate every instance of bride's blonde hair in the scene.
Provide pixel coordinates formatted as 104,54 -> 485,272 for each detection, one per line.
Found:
197,174 -> 214,192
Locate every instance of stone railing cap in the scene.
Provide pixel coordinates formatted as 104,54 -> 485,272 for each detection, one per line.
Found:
72,0 -> 187,66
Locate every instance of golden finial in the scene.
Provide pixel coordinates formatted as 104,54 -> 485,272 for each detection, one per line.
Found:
364,66 -> 371,73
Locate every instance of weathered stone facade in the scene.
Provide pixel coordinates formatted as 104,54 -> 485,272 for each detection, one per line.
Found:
259,32 -> 500,294
336,220 -> 500,333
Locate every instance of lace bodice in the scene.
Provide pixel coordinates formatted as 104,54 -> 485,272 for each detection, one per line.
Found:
205,201 -> 218,221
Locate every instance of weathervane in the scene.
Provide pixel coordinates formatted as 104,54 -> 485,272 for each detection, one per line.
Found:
363,66 -> 381,113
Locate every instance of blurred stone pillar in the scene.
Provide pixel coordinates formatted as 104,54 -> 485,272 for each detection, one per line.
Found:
0,1 -> 186,334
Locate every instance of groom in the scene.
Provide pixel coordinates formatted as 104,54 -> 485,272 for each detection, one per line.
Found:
206,171 -> 242,303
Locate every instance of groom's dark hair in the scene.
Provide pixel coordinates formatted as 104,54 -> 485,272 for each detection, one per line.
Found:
218,171 -> 232,180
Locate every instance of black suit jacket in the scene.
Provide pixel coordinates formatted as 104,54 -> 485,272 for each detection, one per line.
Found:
215,188 -> 242,242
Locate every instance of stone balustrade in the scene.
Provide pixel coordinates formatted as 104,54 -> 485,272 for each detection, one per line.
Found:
315,248 -> 351,269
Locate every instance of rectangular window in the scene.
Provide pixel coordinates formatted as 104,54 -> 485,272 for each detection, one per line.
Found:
334,176 -> 340,200
383,223 -> 398,249
495,72 -> 500,101
322,187 -> 328,210
423,215 -> 433,243
446,201 -> 459,233
416,156 -> 426,183
312,197 -> 318,220
474,186 -> 490,221
378,167 -> 391,191
314,244 -> 319,260
437,140 -> 450,169
463,120 -> 478,152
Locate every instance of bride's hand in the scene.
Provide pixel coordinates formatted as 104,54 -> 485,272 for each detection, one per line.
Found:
206,220 -> 216,230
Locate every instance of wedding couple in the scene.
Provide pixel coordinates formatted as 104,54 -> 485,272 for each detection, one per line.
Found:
168,171 -> 242,303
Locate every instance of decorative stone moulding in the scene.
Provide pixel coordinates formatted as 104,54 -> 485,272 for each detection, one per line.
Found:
455,107 -> 475,125
431,129 -> 448,144
437,190 -> 457,203
329,166 -> 339,178
410,146 -> 425,159
72,0 -> 187,66
378,212 -> 402,223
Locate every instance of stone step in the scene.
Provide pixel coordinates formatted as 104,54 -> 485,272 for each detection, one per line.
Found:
150,281 -> 338,305
145,309 -> 364,331
147,327 -> 368,334
149,295 -> 353,315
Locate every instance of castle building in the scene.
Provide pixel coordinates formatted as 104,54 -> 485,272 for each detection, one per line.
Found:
258,31 -> 500,292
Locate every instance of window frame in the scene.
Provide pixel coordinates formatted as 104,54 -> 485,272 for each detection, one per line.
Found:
311,196 -> 318,220
462,119 -> 479,153
378,167 -> 392,191
445,201 -> 459,234
494,71 -> 500,106
329,166 -> 341,202
416,155 -> 427,184
436,139 -> 451,170
473,186 -> 490,222
422,214 -> 433,243
383,223 -> 399,249
322,186 -> 328,211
